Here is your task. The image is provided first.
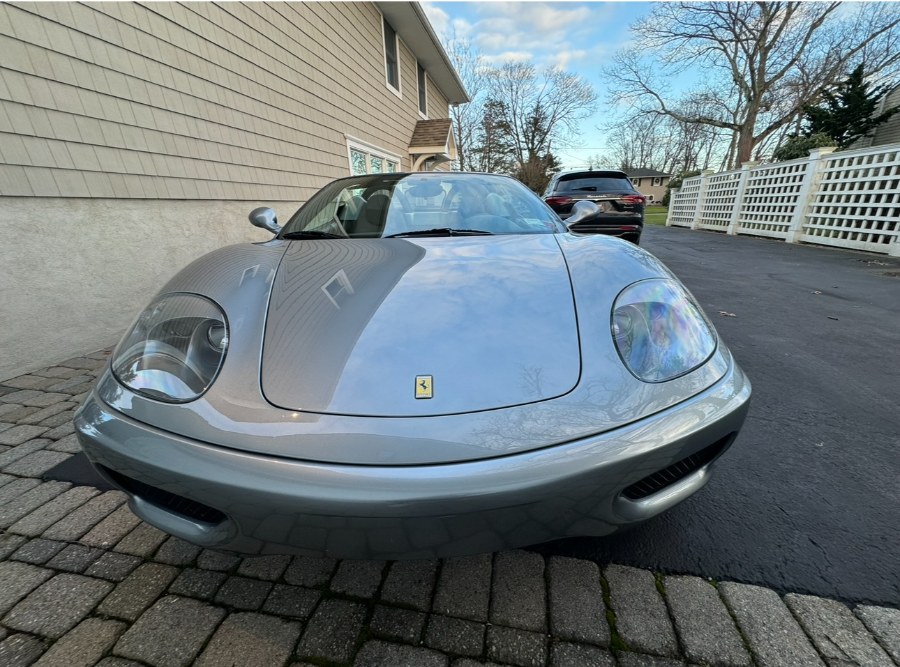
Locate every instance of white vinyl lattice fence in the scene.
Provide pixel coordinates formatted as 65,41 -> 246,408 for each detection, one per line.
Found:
669,143 -> 900,256
668,175 -> 702,227
737,160 -> 809,239
697,170 -> 742,231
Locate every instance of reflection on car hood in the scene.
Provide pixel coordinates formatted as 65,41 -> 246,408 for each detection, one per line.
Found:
261,236 -> 581,416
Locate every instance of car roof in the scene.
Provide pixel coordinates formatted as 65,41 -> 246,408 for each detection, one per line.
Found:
555,169 -> 629,180
330,172 -> 516,181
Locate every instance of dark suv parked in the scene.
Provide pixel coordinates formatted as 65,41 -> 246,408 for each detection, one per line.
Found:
543,170 -> 646,244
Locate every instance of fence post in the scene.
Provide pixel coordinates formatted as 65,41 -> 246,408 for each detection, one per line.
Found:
890,238 -> 900,257
665,188 -> 678,226
785,147 -> 836,244
727,161 -> 757,235
690,169 -> 715,230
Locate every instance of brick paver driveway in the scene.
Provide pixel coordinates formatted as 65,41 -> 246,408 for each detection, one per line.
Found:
1,244 -> 899,665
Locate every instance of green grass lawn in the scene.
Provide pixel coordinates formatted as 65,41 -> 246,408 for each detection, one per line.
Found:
644,207 -> 668,226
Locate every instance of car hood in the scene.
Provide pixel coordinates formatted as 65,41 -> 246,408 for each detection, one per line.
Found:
260,236 -> 581,416
97,235 -> 732,465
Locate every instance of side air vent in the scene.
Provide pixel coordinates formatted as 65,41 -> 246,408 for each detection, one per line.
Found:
622,434 -> 736,500
99,465 -> 227,524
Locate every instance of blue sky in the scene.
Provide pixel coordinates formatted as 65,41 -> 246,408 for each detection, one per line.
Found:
422,1 -> 658,169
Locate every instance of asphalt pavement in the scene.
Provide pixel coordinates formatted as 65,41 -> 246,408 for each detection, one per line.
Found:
533,225 -> 900,607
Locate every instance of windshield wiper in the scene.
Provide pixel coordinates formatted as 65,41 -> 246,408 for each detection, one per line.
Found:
385,228 -> 494,238
281,230 -> 345,239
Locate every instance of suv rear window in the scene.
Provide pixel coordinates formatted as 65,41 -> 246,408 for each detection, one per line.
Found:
555,176 -> 634,193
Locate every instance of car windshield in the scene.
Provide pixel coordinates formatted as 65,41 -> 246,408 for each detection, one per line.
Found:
556,176 -> 633,193
280,173 -> 564,239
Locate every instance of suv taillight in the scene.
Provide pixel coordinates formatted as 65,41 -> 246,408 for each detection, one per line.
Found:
545,196 -> 573,207
619,195 -> 645,205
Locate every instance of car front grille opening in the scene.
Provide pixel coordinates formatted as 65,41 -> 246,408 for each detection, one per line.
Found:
622,433 -> 736,501
99,465 -> 227,525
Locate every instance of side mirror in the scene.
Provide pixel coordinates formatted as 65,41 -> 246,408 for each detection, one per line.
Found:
564,200 -> 601,227
249,207 -> 281,234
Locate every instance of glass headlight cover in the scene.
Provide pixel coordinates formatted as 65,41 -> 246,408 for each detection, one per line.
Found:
611,279 -> 716,383
111,294 -> 229,402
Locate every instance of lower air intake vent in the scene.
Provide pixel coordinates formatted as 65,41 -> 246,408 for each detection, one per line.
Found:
622,434 -> 736,500
99,465 -> 227,524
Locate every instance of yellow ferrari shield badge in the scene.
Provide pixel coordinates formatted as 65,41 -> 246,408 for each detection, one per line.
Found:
415,375 -> 433,399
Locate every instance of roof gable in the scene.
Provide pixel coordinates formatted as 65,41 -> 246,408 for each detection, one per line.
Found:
410,119 -> 453,148
409,119 -> 456,169
627,168 -> 671,178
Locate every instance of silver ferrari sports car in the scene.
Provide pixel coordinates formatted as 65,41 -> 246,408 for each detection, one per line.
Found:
76,172 -> 750,559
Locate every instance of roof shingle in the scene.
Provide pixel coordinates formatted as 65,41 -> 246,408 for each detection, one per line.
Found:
626,168 -> 671,178
409,119 -> 452,148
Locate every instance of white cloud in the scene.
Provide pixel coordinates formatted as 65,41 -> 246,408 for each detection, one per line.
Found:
481,51 -> 534,65
421,1 -> 451,36
450,2 -> 618,70
476,3 -> 602,46
452,18 -> 475,38
477,2 -> 592,28
422,1 -> 474,40
547,49 -> 588,70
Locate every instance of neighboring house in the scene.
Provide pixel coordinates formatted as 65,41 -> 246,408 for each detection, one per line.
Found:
852,84 -> 900,148
626,168 -> 672,203
0,1 -> 467,379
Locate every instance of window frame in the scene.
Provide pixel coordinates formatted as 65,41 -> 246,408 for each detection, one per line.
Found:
382,17 -> 402,98
416,61 -> 428,118
346,136 -> 402,175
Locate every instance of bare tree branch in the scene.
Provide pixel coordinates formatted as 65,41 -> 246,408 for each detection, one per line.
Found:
489,62 -> 597,166
604,1 -> 900,167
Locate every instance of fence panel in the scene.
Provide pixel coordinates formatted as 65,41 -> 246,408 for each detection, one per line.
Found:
697,170 -> 741,230
668,175 -> 702,227
736,159 -> 809,239
801,148 -> 900,253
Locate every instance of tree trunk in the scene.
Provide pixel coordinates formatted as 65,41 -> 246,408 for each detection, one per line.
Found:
734,105 -> 760,168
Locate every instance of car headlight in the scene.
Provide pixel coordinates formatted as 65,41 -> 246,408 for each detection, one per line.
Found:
111,294 -> 229,402
611,279 -> 716,383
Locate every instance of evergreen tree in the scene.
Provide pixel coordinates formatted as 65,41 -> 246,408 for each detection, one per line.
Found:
801,65 -> 900,148
471,99 -> 516,174
771,133 -> 835,162
515,153 -> 562,194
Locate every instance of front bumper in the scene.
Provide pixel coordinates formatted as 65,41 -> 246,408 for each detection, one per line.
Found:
76,361 -> 750,559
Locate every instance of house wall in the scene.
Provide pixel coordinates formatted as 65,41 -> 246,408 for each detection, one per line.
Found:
851,86 -> 900,149
870,86 -> 900,146
630,177 -> 669,203
0,2 -> 451,379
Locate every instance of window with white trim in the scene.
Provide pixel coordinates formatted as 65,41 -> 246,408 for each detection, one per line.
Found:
348,139 -> 400,175
383,18 -> 400,94
417,62 -> 427,117
653,177 -> 662,186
